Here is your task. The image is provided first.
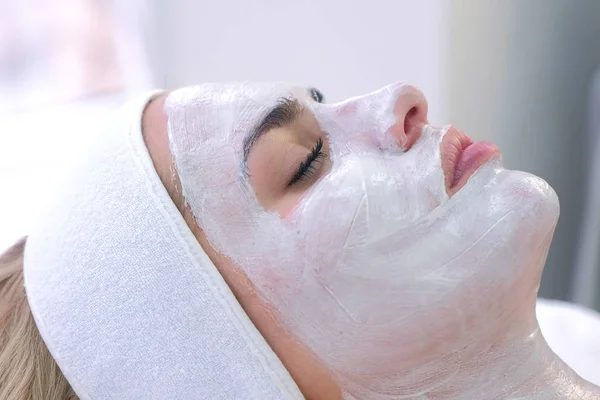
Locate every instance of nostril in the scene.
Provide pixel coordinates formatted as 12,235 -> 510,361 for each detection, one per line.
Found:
399,99 -> 428,151
404,106 -> 419,137
382,84 -> 429,151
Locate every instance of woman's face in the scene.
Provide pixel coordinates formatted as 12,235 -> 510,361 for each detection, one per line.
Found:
161,82 -> 560,398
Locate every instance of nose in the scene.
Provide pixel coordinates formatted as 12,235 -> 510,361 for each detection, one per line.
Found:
386,85 -> 428,151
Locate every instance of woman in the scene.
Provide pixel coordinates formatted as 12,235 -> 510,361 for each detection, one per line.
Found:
1,82 -> 599,399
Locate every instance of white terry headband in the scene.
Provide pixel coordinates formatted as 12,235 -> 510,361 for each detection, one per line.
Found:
23,91 -> 303,400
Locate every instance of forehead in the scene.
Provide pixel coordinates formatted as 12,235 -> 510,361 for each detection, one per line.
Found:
197,82 -> 311,107
167,82 -> 312,137
165,82 -> 314,150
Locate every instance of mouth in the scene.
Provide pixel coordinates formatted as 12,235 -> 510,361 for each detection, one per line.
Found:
441,126 -> 501,196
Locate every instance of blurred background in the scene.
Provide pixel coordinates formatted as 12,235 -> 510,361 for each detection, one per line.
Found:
1,0 -> 600,310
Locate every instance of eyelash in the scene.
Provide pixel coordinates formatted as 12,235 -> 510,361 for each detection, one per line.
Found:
289,138 -> 325,186
310,88 -> 324,103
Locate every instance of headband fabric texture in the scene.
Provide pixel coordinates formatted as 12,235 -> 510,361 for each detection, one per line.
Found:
23,91 -> 303,400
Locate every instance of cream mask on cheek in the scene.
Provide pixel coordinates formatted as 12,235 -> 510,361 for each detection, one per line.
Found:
166,82 -> 560,399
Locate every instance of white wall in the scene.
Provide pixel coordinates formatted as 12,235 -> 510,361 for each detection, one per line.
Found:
1,1 -> 448,250
4,1 -> 598,303
144,0 -> 600,301
445,1 -> 600,300
0,94 -> 128,250
145,0 -> 448,123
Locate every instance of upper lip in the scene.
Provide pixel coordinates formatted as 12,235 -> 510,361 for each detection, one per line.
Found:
440,126 -> 473,191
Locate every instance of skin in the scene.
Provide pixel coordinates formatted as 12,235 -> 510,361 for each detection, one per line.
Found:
142,87 -> 431,399
140,88 -> 476,399
142,93 -> 342,400
141,88 -> 599,399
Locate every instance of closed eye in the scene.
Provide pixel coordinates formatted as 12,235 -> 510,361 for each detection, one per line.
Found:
289,138 -> 325,186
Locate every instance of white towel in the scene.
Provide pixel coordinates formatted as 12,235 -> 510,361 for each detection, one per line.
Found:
23,91 -> 302,400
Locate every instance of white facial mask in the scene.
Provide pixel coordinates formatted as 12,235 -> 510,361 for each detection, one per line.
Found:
166,82 -> 560,399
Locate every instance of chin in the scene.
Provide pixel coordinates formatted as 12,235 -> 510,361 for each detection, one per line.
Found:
453,159 -> 560,235
499,169 -> 560,231
439,165 -> 560,292
481,169 -> 560,298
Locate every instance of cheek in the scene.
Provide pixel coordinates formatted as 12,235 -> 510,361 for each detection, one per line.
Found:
247,140 -> 302,211
274,161 -> 334,219
277,195 -> 302,218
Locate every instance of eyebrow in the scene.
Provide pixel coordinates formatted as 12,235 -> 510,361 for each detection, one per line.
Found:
243,97 -> 304,163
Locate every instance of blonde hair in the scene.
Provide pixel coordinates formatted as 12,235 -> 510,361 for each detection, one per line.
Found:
0,238 -> 77,400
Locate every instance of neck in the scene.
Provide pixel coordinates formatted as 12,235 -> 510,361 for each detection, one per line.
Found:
430,325 -> 600,399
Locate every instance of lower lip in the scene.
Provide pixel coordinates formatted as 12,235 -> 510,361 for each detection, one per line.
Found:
452,141 -> 500,187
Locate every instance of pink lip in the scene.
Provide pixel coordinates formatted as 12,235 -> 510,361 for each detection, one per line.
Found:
441,126 -> 500,196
